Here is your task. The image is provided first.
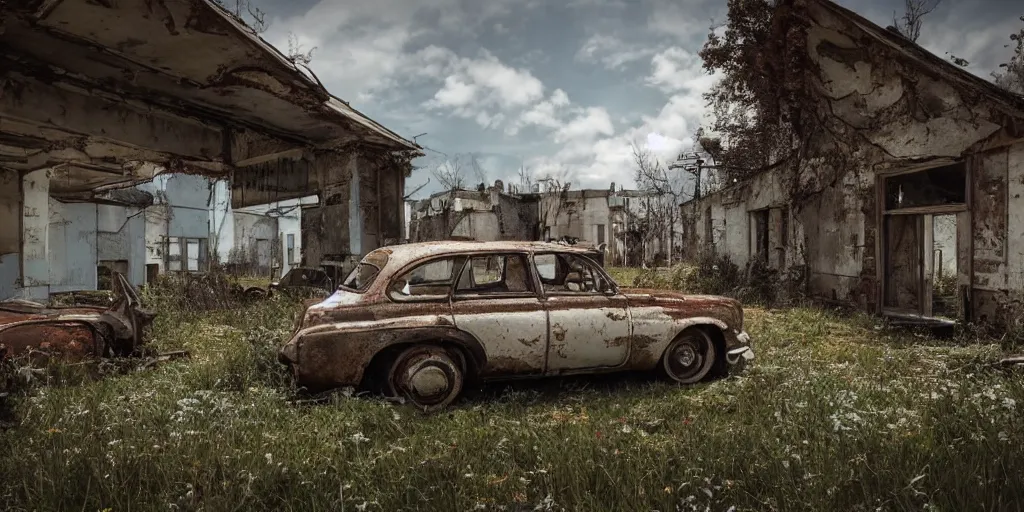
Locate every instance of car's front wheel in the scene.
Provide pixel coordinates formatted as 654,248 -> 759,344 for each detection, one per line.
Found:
661,328 -> 717,384
387,345 -> 464,412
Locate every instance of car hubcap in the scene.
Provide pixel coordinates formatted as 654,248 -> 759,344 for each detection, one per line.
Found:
409,365 -> 450,399
676,345 -> 697,367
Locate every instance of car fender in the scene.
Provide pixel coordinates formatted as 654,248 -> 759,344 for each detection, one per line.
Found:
627,313 -> 734,371
286,324 -> 486,392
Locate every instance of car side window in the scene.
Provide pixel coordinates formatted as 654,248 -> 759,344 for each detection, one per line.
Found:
537,253 -> 609,294
455,254 -> 534,296
388,257 -> 463,301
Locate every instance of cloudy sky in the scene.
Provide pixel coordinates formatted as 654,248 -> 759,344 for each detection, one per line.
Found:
254,0 -> 1021,198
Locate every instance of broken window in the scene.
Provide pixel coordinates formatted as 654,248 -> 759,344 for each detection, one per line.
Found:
286,234 -> 295,264
388,257 -> 466,301
535,253 -> 609,294
750,209 -> 769,263
97,260 -> 128,290
166,238 -> 181,272
884,163 -> 966,211
455,254 -> 533,295
596,224 -> 606,245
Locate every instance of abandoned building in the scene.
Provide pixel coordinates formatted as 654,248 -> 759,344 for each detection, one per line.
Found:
408,181 -> 674,266
680,0 -> 1024,326
0,0 -> 420,300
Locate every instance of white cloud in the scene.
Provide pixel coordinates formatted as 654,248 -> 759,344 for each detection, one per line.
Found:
424,50 -> 546,126
646,47 -> 718,93
576,34 -> 656,70
555,107 -> 615,143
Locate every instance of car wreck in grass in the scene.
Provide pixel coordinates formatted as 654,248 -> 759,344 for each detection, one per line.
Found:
0,273 -> 156,363
279,241 -> 754,411
243,267 -> 335,300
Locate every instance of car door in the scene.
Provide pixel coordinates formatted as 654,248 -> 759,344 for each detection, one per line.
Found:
535,252 -> 630,372
451,252 -> 548,376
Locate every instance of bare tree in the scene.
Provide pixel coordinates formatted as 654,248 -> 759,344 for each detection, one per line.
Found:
535,167 -> 575,242
431,157 -> 468,191
891,0 -> 941,42
632,143 -> 694,263
287,33 -> 317,66
216,0 -> 269,34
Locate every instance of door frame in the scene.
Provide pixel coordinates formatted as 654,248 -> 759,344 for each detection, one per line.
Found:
874,161 -> 972,319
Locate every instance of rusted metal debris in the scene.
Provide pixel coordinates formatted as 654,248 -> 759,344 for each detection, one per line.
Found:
279,241 -> 754,411
0,273 -> 156,364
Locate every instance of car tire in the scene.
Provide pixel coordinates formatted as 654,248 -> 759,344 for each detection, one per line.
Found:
386,345 -> 464,412
660,328 -> 717,384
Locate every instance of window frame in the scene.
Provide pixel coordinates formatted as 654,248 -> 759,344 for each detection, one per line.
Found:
533,251 -> 618,297
452,251 -> 539,301
386,255 -> 468,303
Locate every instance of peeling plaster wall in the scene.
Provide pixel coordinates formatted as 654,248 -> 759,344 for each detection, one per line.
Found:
21,169 -> 50,299
0,169 -> 19,299
47,199 -> 97,293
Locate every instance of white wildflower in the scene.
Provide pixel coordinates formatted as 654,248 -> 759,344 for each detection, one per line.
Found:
350,432 -> 370,444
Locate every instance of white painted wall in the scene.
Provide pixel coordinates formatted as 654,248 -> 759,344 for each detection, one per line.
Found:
21,169 -> 50,300
48,199 -> 98,293
97,204 -> 147,287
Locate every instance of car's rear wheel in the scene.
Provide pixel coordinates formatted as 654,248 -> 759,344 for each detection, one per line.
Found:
661,328 -> 717,384
387,345 -> 464,412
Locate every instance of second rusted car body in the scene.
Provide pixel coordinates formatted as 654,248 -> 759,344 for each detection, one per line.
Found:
279,241 -> 753,409
1,273 -> 155,362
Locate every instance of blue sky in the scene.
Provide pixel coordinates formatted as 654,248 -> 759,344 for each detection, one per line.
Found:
254,0 -> 1022,197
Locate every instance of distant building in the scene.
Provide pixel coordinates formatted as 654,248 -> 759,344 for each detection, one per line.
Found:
408,181 -> 677,266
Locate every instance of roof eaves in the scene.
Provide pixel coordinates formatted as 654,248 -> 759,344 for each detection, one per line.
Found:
201,0 -> 422,154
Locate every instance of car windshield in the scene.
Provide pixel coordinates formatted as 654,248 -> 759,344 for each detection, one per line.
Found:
339,250 -> 389,292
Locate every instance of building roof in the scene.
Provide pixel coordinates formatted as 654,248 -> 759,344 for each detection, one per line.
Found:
3,0 -> 421,152
810,0 -> 1024,116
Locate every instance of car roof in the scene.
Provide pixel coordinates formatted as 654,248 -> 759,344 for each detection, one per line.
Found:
367,241 -> 599,271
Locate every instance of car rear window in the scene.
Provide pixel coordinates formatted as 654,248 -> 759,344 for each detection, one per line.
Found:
340,250 -> 389,292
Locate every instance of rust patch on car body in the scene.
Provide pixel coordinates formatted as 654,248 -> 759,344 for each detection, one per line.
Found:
518,335 -> 541,347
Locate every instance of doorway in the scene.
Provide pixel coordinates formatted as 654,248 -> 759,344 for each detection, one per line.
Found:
880,162 -> 969,320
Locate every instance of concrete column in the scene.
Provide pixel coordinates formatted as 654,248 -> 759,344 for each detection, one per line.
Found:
21,168 -> 50,299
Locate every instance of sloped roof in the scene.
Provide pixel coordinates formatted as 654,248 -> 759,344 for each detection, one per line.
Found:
811,0 -> 1024,117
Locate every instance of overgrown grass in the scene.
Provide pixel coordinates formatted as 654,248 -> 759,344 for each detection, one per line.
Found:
1,278 -> 1023,511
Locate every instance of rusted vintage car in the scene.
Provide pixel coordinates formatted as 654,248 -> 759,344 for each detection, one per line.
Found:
243,267 -> 334,300
279,241 -> 753,410
0,273 -> 155,362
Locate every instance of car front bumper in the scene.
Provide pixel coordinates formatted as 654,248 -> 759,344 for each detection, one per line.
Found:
725,330 -> 754,365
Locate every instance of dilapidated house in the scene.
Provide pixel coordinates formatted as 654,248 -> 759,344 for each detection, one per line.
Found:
1,0 -> 419,299
680,0 -> 1024,327
408,182 -> 672,266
